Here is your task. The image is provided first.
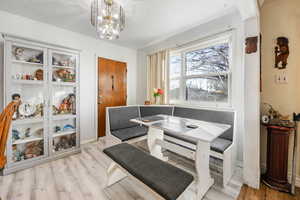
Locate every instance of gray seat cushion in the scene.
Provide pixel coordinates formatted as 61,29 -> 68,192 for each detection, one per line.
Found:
210,138 -> 232,153
111,126 -> 148,142
174,107 -> 234,141
109,106 -> 140,131
164,131 -> 232,153
140,106 -> 173,117
103,143 -> 194,200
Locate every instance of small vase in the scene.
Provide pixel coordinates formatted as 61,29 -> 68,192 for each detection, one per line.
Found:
155,96 -> 161,105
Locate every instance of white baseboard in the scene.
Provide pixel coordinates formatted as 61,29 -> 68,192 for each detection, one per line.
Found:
261,163 -> 300,187
81,138 -> 97,145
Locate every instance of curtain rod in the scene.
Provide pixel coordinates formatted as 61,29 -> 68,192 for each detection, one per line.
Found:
147,28 -> 235,56
170,28 -> 235,51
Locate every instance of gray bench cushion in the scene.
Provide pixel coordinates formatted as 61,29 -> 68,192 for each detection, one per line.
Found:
103,143 -> 194,200
140,106 -> 173,117
174,107 -> 234,141
109,106 -> 140,131
111,126 -> 148,142
165,131 -> 232,153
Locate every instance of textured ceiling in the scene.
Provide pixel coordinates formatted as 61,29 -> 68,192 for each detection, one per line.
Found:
0,0 -> 236,49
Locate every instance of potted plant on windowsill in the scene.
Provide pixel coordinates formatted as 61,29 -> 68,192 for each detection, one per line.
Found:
153,88 -> 164,105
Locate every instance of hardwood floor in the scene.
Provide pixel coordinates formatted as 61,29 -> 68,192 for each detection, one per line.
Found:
237,184 -> 300,200
1,139 -> 296,200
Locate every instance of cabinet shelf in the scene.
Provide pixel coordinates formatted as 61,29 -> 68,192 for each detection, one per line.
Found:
12,60 -> 43,66
13,137 -> 43,145
52,114 -> 76,121
12,80 -> 44,85
52,82 -> 76,86
53,130 -> 76,138
52,65 -> 75,70
12,118 -> 44,126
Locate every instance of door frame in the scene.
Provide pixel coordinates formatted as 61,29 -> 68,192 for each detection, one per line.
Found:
94,55 -> 128,140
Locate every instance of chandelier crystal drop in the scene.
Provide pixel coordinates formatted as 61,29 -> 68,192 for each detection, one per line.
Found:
91,0 -> 125,40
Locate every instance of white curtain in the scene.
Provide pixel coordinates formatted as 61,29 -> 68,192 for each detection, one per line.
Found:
146,50 -> 169,104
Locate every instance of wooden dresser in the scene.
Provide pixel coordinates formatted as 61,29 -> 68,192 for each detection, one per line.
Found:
262,124 -> 294,193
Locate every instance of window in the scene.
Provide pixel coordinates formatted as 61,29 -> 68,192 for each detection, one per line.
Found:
168,35 -> 232,107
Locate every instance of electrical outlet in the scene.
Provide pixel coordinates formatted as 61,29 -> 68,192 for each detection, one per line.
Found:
275,74 -> 281,84
275,73 -> 288,84
282,73 -> 288,84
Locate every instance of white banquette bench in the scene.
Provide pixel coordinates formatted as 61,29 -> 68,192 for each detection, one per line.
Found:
105,105 -> 237,188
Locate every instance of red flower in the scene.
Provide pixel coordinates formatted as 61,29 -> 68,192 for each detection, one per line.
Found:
157,89 -> 164,95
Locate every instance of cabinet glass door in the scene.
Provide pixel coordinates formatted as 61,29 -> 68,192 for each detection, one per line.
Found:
49,50 -> 79,154
51,51 -> 77,84
7,44 -> 48,165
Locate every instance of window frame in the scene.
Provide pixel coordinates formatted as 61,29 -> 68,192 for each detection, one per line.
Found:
168,33 -> 233,108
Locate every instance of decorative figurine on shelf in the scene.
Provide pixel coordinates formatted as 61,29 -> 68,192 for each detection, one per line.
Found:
27,57 -> 41,64
153,88 -> 164,105
12,129 -> 21,141
58,98 -> 69,114
34,128 -> 43,137
12,93 -> 22,120
54,126 -> 61,133
67,93 -> 76,114
24,141 -> 43,159
57,94 -> 76,114
261,102 -> 293,127
54,136 -> 69,151
34,69 -> 43,81
18,103 -> 37,118
54,69 -> 75,82
36,53 -> 43,64
63,124 -> 75,131
52,105 -> 60,115
13,145 -> 24,162
34,103 -> 43,117
275,37 -> 289,69
14,47 -> 25,61
25,128 -> 31,138
53,57 -> 59,66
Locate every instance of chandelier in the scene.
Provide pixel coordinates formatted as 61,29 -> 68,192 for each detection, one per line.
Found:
91,0 -> 125,40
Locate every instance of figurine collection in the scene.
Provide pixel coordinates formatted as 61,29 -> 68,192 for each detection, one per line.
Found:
53,134 -> 76,152
13,141 -> 44,162
12,69 -> 43,81
53,68 -> 75,82
11,93 -> 43,120
14,47 -> 43,64
53,93 -> 76,115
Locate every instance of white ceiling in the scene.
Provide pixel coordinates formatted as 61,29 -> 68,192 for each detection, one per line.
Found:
0,0 -> 237,49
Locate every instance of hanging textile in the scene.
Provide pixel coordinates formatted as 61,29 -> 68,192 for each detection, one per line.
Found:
146,50 -> 168,104
0,101 -> 18,169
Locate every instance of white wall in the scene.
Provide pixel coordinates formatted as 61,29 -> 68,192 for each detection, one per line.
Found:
0,11 -> 137,143
243,16 -> 261,189
260,0 -> 300,186
137,10 -> 245,163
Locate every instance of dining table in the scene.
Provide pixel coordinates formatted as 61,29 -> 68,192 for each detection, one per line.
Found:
131,114 -> 231,199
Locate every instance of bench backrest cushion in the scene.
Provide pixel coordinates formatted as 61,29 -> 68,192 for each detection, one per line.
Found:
139,106 -> 174,117
173,107 -> 234,141
108,106 -> 140,131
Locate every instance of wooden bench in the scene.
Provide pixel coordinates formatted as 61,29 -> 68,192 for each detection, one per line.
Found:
103,143 -> 194,200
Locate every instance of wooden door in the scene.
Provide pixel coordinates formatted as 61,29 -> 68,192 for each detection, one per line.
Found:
98,58 -> 127,137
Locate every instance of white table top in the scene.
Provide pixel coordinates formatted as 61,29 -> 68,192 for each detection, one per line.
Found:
131,114 -> 231,143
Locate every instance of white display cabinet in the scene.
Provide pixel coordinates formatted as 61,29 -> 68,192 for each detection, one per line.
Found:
2,34 -> 80,174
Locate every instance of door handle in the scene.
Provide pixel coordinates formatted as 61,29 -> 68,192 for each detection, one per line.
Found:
111,75 -> 114,90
